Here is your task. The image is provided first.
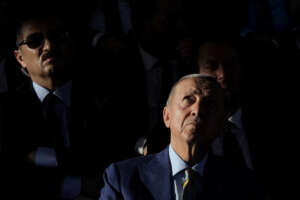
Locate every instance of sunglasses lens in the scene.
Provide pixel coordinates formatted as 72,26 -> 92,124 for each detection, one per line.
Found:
21,31 -> 69,49
26,33 -> 44,49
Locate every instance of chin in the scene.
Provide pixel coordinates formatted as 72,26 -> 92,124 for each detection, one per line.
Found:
41,65 -> 54,74
183,129 -> 198,143
43,62 -> 66,73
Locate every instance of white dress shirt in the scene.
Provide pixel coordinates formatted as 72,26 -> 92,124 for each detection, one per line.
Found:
169,145 -> 208,200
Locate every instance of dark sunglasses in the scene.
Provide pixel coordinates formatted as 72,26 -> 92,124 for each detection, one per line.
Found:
17,30 -> 69,49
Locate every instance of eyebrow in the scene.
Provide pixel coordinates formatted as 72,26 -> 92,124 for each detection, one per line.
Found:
183,88 -> 202,96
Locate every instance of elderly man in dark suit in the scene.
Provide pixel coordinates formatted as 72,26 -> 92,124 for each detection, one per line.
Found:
99,74 -> 265,200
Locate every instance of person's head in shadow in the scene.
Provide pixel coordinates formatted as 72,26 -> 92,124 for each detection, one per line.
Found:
130,0 -> 188,59
163,74 -> 225,164
13,5 -> 77,91
196,36 -> 244,117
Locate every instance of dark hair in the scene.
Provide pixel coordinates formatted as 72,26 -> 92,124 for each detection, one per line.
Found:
196,32 -> 244,49
190,33 -> 244,68
14,1 -> 71,45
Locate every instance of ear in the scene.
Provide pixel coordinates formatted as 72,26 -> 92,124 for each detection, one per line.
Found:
163,106 -> 170,128
14,49 -> 27,69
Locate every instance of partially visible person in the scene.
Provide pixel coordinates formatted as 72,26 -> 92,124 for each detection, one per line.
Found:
196,35 -> 279,199
196,36 -> 259,169
1,7 -> 113,199
0,0 -> 27,93
99,74 -> 266,200
96,0 -> 193,156
197,38 -> 242,118
89,0 -> 132,54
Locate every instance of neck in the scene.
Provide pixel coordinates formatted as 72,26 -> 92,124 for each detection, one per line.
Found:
32,77 -> 70,91
171,141 -> 208,166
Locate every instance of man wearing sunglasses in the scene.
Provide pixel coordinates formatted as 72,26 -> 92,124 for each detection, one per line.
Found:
1,8 -> 113,199
14,16 -> 74,90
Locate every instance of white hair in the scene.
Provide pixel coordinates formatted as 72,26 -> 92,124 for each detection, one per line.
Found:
166,73 -> 219,106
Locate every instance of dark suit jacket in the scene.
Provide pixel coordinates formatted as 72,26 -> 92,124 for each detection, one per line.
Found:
0,78 -> 118,199
99,147 -> 266,200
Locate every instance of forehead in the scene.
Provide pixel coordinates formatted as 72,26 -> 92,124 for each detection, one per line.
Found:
154,0 -> 182,18
20,17 -> 64,38
198,41 -> 236,60
174,78 -> 221,98
158,0 -> 181,11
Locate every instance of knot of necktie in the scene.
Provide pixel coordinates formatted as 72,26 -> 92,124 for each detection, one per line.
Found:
182,168 -> 203,200
43,92 -> 61,115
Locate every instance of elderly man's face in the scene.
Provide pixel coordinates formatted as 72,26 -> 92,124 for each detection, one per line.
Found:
163,78 -> 224,147
14,16 -> 75,84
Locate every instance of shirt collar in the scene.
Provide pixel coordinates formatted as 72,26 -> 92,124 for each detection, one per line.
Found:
32,81 -> 72,107
169,145 -> 208,177
228,107 -> 243,129
138,45 -> 159,71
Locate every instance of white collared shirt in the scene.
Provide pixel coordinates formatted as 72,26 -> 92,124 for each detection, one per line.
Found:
32,81 -> 72,107
169,145 -> 208,200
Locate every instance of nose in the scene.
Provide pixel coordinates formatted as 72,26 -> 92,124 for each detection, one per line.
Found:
191,101 -> 200,119
42,38 -> 57,51
42,38 -> 51,51
216,64 -> 226,88
216,64 -> 224,80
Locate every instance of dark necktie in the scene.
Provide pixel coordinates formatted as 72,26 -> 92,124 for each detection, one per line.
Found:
223,121 -> 246,168
182,168 -> 203,200
43,92 -> 65,166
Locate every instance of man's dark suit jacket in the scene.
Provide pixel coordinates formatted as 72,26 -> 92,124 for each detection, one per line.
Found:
0,78 -> 118,199
99,147 -> 265,200
240,91 -> 278,197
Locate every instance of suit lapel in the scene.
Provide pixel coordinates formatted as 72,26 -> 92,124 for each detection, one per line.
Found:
12,80 -> 48,147
138,148 -> 174,200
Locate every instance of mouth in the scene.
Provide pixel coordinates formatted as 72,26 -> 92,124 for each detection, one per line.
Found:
184,121 -> 202,132
43,57 -> 57,65
41,52 -> 60,63
186,121 -> 197,126
44,56 -> 54,62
